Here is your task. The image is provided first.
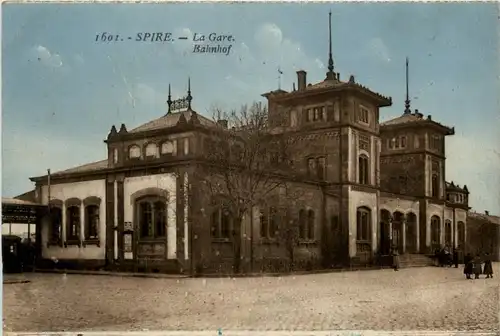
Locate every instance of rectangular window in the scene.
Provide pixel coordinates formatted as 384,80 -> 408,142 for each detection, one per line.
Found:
359,107 -> 369,124
307,109 -> 313,122
322,106 -> 327,121
400,136 -> 407,148
67,206 -> 80,241
313,108 -> 319,121
85,205 -> 99,240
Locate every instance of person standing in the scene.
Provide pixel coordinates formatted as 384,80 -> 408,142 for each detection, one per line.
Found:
464,253 -> 473,279
392,246 -> 400,271
453,248 -> 459,268
483,253 -> 494,279
472,254 -> 482,279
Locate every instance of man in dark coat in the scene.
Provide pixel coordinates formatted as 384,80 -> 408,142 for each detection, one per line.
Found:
463,253 -> 473,279
453,248 -> 459,268
472,254 -> 482,279
483,253 -> 494,279
392,246 -> 400,271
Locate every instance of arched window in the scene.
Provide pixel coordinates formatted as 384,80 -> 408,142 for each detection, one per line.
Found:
307,209 -> 315,240
161,141 -> 176,155
260,207 -> 278,239
145,143 -> 158,158
136,197 -> 167,239
457,221 -> 465,248
49,207 -> 62,243
211,206 -> 232,239
299,209 -> 307,239
67,206 -> 80,241
431,216 -> 441,246
260,209 -> 268,238
85,205 -> 99,240
356,207 -> 371,241
154,201 -> 166,237
129,145 -> 141,159
444,220 -> 452,246
358,155 -> 369,185
432,174 -> 439,198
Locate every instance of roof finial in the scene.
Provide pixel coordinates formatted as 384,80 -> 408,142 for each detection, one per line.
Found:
167,84 -> 172,114
404,57 -> 411,115
187,77 -> 192,110
326,10 -> 336,81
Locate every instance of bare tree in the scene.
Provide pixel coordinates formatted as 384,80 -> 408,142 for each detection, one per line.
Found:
196,101 -> 300,273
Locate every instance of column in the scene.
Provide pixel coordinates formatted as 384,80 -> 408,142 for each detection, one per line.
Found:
402,215 -> 406,254
425,217 -> 431,252
80,202 -> 85,245
61,205 -> 67,246
388,215 -> 393,246
415,215 -> 420,253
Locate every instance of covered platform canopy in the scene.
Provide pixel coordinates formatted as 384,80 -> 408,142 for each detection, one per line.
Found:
2,197 -> 46,224
2,196 -> 48,267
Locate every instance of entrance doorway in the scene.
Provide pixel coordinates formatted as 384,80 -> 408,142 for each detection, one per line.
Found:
392,212 -> 404,254
380,210 -> 391,255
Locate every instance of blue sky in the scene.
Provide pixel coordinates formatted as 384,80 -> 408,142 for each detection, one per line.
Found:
2,3 -> 499,214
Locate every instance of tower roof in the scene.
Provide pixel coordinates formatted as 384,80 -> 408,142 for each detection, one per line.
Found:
380,111 -> 455,135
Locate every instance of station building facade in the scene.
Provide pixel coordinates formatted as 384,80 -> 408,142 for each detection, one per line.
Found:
26,18 -> 472,274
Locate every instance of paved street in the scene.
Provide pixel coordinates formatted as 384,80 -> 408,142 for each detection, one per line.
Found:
3,264 -> 499,333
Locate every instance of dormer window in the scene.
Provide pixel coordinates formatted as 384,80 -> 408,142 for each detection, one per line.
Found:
128,145 -> 141,159
113,148 -> 118,164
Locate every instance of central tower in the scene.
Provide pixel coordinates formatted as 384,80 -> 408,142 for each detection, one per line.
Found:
262,11 -> 392,266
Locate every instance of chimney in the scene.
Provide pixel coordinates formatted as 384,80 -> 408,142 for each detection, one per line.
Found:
485,210 -> 489,216
297,70 -> 307,91
217,119 -> 228,128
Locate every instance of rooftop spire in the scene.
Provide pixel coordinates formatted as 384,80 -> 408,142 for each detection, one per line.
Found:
404,57 -> 411,114
166,84 -> 172,114
326,10 -> 336,81
187,77 -> 192,110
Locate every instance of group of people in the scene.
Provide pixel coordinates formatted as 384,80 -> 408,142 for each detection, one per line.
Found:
463,252 -> 494,279
435,246 -> 494,279
391,245 -> 494,279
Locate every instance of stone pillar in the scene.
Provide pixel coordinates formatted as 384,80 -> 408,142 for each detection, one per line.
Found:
62,205 -> 67,245
402,215 -> 406,254
425,217 -> 431,252
388,215 -> 393,245
415,215 -> 420,253
80,202 -> 85,244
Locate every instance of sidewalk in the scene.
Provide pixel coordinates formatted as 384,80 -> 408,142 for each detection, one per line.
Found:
3,274 -> 31,284
33,264 -> 397,279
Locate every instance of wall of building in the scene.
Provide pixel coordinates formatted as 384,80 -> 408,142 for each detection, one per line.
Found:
348,188 -> 378,257
40,179 -> 106,261
122,173 -> 178,259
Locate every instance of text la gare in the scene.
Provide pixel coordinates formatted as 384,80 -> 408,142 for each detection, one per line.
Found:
193,33 -> 235,42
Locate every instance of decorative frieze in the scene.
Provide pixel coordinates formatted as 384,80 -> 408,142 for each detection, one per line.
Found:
359,134 -> 370,151
380,156 -> 415,165
295,131 -> 340,142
